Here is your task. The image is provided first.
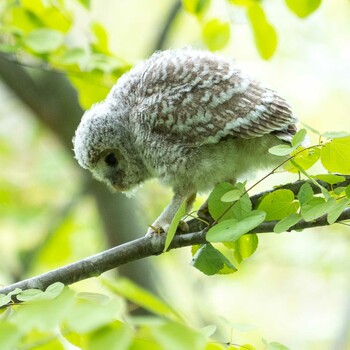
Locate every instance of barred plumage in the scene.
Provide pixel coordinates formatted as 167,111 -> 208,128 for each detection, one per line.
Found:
73,48 -> 297,234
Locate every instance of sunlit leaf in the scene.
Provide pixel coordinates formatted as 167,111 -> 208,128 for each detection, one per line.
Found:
284,146 -> 320,173
182,0 -> 211,16
202,19 -> 230,51
0,322 -> 21,350
77,0 -> 91,9
0,293 -> 12,307
268,144 -> 294,156
207,210 -> 265,242
258,189 -> 299,221
86,321 -> 133,350
285,0 -> 322,18
327,198 -> 350,224
247,3 -> 277,59
191,244 -> 236,275
320,137 -> 350,173
152,322 -> 206,350
322,131 -> 350,139
311,174 -> 345,185
274,213 -> 301,233
102,278 -> 182,321
91,22 -> 110,54
24,29 -> 64,53
224,234 -> 259,263
291,128 -> 307,147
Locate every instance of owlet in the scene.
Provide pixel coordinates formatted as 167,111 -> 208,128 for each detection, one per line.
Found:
73,48 -> 297,235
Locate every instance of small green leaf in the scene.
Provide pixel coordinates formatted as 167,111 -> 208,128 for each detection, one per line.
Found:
285,0 -> 322,18
24,28 -> 64,53
182,0 -> 211,16
91,22 -> 110,54
224,234 -> 259,263
322,131 -> 350,139
208,182 -> 252,221
320,137 -> 350,173
346,185 -> 350,199
207,210 -> 266,242
297,183 -> 314,205
258,189 -> 299,221
266,341 -> 290,350
191,243 -> 236,275
16,288 -> 44,302
300,197 -> 335,222
164,199 -> 187,252
78,0 -> 91,9
102,278 -> 182,321
300,122 -> 320,135
274,213 -> 301,233
202,19 -> 230,51
247,3 -> 277,59
268,144 -> 294,156
311,174 -> 345,185
0,294 -> 12,307
327,198 -> 350,224
221,189 -> 242,202
284,146 -> 320,173
292,129 -> 307,147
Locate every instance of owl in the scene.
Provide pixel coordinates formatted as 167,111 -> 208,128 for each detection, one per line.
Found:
73,48 -> 297,235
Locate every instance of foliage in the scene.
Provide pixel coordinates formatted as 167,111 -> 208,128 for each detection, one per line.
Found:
0,281 -> 289,350
0,0 -> 347,349
190,128 -> 350,275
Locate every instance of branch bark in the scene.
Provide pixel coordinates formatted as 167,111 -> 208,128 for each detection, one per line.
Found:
1,202 -> 349,296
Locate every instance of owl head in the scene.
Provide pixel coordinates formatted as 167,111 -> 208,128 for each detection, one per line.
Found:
73,101 -> 150,192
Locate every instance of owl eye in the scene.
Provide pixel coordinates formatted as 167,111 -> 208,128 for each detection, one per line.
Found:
104,153 -> 118,167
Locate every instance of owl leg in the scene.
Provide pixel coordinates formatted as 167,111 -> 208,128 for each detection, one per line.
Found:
146,189 -> 196,236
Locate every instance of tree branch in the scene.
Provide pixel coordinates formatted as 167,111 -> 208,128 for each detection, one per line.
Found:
1,204 -> 349,296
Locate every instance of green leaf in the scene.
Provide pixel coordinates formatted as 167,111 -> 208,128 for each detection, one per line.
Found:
297,183 -> 314,205
322,131 -> 350,139
91,22 -> 110,54
191,244 -> 236,275
24,28 -> 64,53
59,47 -> 87,67
285,0 -> 322,18
182,0 -> 211,16
224,234 -> 259,263
284,146 -> 320,173
164,199 -> 187,252
274,213 -> 302,233
300,122 -> 320,135
258,189 -> 299,221
327,198 -> 350,224
0,322 -> 21,350
247,3 -> 277,59
87,322 -> 133,350
102,278 -> 182,321
300,197 -> 336,222
311,174 -> 345,185
220,189 -> 242,202
206,210 -> 266,242
152,322 -> 206,350
320,137 -> 350,173
208,182 -> 252,221
346,185 -> 350,199
0,294 -> 12,307
268,144 -> 294,156
291,128 -> 307,147
266,341 -> 290,350
202,19 -> 230,51
78,0 -> 91,9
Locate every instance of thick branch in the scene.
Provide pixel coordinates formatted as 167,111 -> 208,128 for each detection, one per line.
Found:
1,207 -> 349,296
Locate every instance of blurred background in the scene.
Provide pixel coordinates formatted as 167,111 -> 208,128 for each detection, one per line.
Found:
0,0 -> 350,349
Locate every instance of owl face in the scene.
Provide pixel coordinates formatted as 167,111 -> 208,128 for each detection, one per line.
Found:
73,102 -> 151,193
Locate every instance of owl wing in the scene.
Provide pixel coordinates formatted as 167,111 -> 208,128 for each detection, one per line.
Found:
136,49 -> 297,146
